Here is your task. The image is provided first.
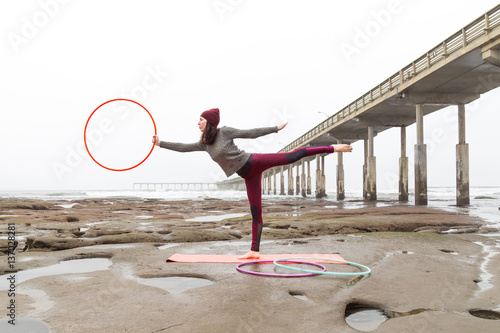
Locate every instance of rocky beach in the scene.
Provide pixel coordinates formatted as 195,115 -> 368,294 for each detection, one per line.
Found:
1,196 -> 499,332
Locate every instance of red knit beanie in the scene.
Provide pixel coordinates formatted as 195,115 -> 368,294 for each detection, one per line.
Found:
200,108 -> 220,127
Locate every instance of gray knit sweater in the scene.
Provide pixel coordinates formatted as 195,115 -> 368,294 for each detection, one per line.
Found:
159,126 -> 279,177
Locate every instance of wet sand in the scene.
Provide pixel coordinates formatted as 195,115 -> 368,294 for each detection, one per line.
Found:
1,197 -> 499,332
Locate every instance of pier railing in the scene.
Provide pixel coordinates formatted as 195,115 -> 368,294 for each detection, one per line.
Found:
279,4 -> 500,153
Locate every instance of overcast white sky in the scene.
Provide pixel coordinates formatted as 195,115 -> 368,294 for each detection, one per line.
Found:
1,0 -> 499,191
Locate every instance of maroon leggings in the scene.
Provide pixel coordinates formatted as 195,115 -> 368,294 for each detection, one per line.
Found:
237,146 -> 334,251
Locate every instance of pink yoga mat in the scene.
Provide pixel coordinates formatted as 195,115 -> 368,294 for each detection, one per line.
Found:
166,253 -> 345,263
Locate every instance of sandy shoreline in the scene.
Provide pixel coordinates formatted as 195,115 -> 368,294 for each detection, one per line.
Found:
1,197 -> 499,332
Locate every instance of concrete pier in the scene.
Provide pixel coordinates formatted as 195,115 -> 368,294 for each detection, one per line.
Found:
216,6 -> 500,204
456,104 -> 470,206
414,104 -> 428,205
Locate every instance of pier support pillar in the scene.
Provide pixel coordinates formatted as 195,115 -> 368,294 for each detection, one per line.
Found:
336,140 -> 345,200
307,161 -> 311,195
280,167 -> 285,195
267,172 -> 272,195
288,165 -> 294,195
363,140 -> 368,200
321,156 -> 327,197
399,126 -> 409,201
301,160 -> 306,197
456,104 -> 470,206
296,164 -> 300,195
262,173 -> 266,195
414,103 -> 428,205
315,156 -> 321,198
316,155 -> 327,198
273,169 -> 277,195
366,126 -> 377,201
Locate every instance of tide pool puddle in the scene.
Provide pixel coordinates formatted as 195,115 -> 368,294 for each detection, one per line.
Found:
0,318 -> 50,332
186,213 -> 247,222
473,241 -> 497,292
469,309 -> 500,320
56,203 -> 78,209
345,306 -> 388,331
81,244 -> 136,250
137,276 -> 213,294
19,288 -> 55,315
345,304 -> 429,331
0,258 -> 112,290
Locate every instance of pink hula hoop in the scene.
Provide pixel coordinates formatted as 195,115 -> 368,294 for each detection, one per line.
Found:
236,260 -> 326,277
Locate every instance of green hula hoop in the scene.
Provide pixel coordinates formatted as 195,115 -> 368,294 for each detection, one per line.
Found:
273,257 -> 371,276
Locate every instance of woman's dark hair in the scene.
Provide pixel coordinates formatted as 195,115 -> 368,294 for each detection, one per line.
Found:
201,121 -> 218,145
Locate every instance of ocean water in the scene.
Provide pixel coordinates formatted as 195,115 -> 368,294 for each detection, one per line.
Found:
1,187 -> 498,227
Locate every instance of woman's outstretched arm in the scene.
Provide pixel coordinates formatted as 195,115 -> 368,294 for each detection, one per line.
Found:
152,135 -> 204,152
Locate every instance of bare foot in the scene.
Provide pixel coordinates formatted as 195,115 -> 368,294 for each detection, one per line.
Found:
238,251 -> 260,259
333,144 -> 353,153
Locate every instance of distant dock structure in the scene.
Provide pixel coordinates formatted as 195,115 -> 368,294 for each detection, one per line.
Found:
133,179 -> 246,191
133,182 -> 218,191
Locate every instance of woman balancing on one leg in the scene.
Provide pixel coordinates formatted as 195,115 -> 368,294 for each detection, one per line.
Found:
152,108 -> 353,259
